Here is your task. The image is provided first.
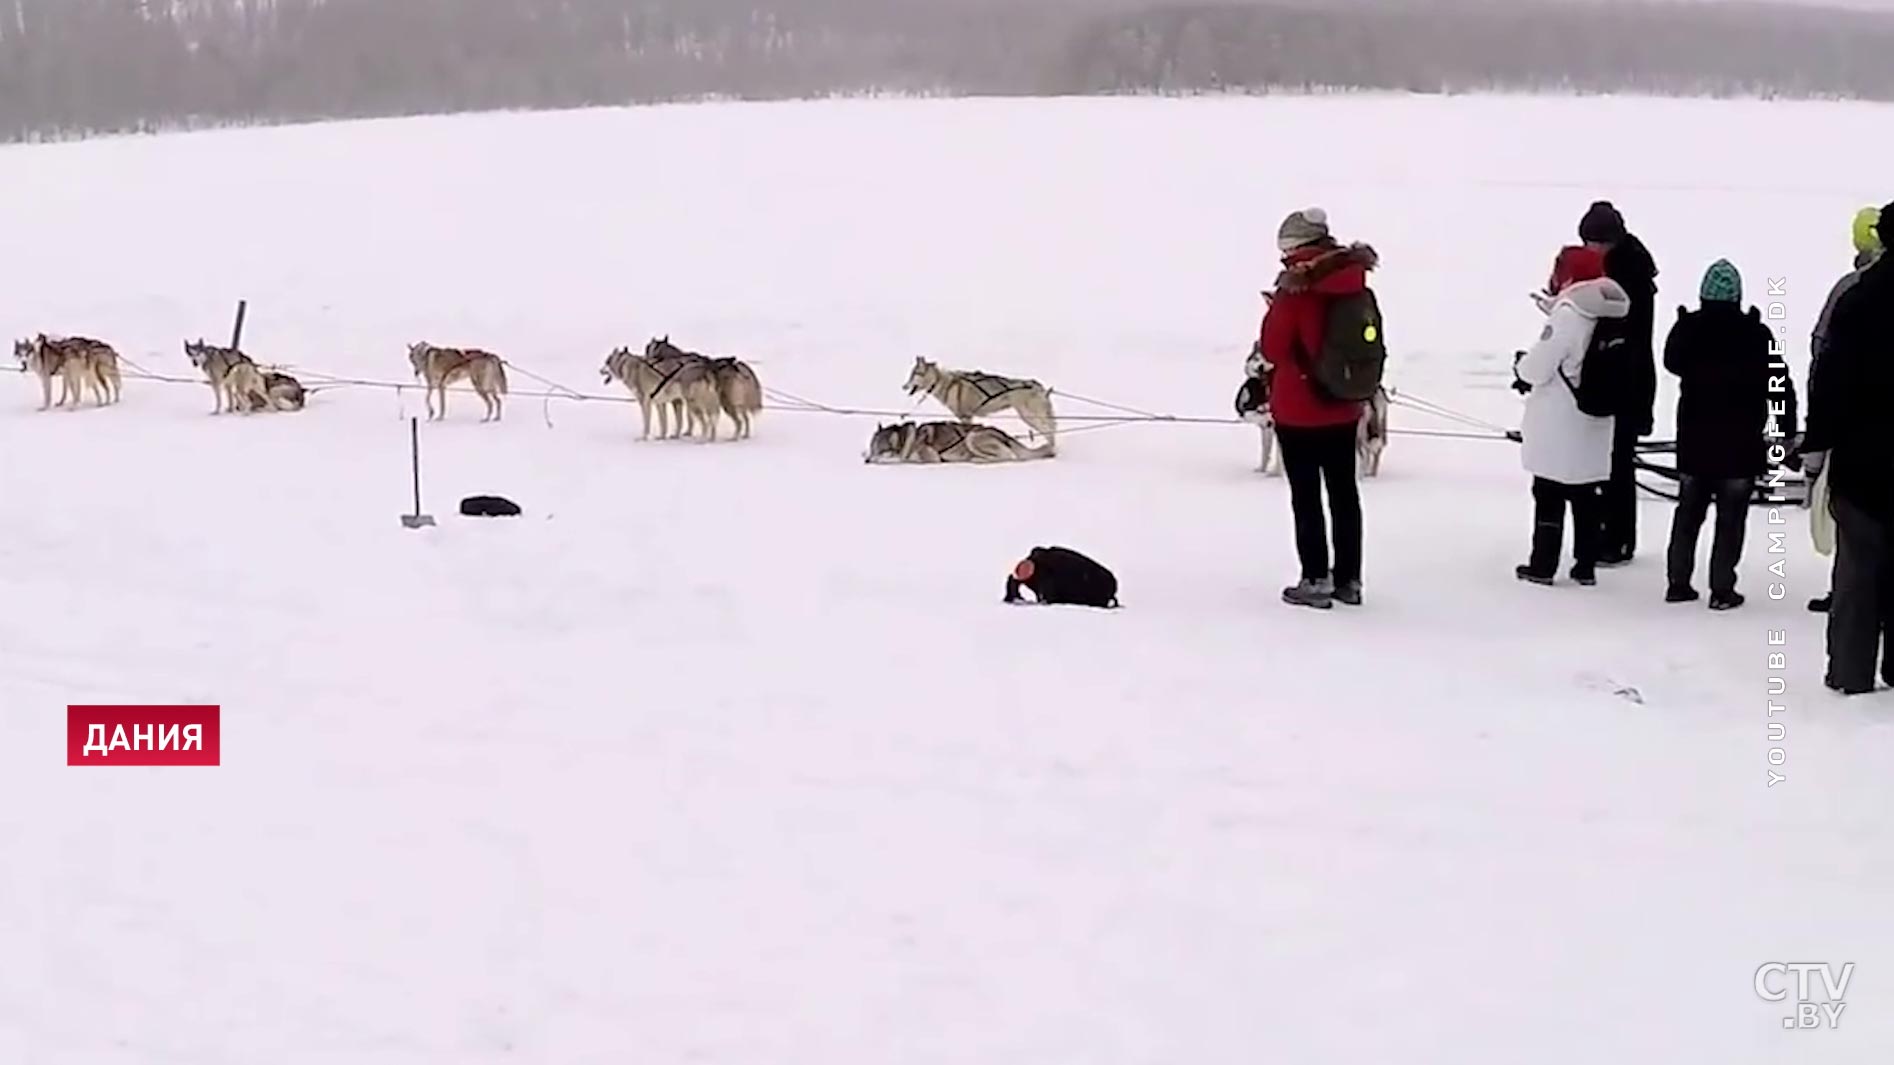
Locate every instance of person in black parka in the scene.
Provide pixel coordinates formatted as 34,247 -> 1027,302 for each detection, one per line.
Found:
1803,204 -> 1894,694
1580,201 -> 1660,566
1661,260 -> 1796,609
1004,546 -> 1120,608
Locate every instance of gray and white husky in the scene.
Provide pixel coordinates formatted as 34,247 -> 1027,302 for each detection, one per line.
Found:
601,342 -> 723,441
864,420 -> 1055,464
16,335 -> 121,410
903,357 -> 1057,453
224,361 -> 307,413
643,337 -> 764,441
184,339 -> 257,414
1240,347 -> 1388,477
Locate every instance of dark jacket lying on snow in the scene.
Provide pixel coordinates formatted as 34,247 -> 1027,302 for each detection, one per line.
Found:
1004,546 -> 1119,608
1663,302 -> 1797,480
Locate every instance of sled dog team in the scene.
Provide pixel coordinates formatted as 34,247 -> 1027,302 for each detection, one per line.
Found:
865,357 -> 1060,464
14,330 -> 1384,472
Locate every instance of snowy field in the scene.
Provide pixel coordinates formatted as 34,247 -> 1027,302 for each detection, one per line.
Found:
2,93 -> 1892,1063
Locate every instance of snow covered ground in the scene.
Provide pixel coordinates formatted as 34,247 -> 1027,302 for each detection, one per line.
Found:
1,93 -> 1891,1063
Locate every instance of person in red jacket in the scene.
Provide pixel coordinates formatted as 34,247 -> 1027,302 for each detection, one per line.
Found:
1258,207 -> 1378,609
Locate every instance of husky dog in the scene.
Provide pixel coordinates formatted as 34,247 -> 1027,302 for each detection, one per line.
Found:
223,361 -> 272,414
16,335 -> 118,410
221,362 -> 307,413
644,337 -> 765,441
864,420 -> 1055,464
708,357 -> 764,439
263,370 -> 307,412
78,339 -> 122,405
1236,345 -> 1279,474
602,344 -> 722,441
1236,345 -> 1388,477
408,342 -> 509,422
903,357 -> 1057,453
184,339 -> 258,414
639,337 -> 726,441
1358,386 -> 1389,477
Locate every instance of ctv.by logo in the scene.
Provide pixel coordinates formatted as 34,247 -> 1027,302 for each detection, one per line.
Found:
1755,962 -> 1853,1030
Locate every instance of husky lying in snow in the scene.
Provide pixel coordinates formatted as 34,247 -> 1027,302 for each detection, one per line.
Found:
1236,345 -> 1388,477
865,420 -> 1054,464
904,356 -> 1057,454
16,335 -> 121,410
224,361 -> 307,412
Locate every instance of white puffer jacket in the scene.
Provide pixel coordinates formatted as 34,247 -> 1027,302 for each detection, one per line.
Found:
1517,278 -> 1630,485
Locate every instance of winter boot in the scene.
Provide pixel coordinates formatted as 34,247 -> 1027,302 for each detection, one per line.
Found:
1333,579 -> 1363,607
1666,585 -> 1701,604
1282,577 -> 1334,610
1809,594 -> 1832,613
1568,565 -> 1596,587
1709,590 -> 1746,611
1515,564 -> 1555,586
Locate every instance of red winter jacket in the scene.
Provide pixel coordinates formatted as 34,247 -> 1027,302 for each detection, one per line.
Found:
1258,242 -> 1379,428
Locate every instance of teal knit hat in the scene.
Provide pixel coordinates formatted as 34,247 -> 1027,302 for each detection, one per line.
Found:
1700,259 -> 1742,304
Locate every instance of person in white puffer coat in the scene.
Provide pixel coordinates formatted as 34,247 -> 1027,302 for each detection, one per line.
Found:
1513,245 -> 1630,586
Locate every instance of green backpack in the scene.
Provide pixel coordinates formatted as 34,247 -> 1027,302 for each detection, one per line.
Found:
1308,289 -> 1389,402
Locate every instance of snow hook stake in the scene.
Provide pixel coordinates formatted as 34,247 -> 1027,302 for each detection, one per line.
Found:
401,416 -> 436,530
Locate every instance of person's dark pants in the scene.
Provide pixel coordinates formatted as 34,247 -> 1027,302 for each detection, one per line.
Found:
1529,477 -> 1603,575
1278,422 -> 1362,585
1826,495 -> 1894,692
1600,423 -> 1640,557
1665,475 -> 1754,595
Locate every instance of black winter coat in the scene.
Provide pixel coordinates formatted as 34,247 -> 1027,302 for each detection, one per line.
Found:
1004,546 -> 1119,608
1805,255 -> 1894,518
1606,234 -> 1660,437
1663,303 -> 1798,479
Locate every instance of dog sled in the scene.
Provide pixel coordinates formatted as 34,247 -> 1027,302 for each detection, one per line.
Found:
1632,439 -> 1808,507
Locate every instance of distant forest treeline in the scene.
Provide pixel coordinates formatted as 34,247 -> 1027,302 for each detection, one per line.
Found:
4,0 -> 1894,142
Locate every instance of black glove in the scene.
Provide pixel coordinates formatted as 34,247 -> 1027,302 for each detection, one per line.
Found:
1511,352 -> 1532,394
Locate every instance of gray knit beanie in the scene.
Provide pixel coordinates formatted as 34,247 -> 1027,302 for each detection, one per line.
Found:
1277,208 -> 1332,253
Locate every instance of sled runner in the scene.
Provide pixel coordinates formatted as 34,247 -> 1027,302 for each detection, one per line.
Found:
1631,439 -> 1808,507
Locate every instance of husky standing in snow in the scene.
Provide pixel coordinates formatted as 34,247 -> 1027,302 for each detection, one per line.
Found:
903,357 -> 1057,454
643,337 -> 763,441
17,335 -> 121,410
1238,339 -> 1388,477
408,342 -> 509,423
864,420 -> 1055,464
1236,344 -> 1280,473
1358,386 -> 1390,477
184,339 -> 260,414
602,342 -> 723,441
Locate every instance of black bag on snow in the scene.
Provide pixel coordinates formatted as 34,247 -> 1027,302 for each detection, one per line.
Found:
1562,315 -> 1632,419
1309,289 -> 1389,402
460,495 -> 522,517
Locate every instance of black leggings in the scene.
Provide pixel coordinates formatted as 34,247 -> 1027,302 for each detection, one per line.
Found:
1277,423 -> 1362,584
